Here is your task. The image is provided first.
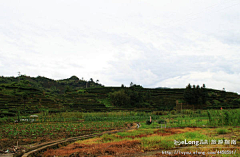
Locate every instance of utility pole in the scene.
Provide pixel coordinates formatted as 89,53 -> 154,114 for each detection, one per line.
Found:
181,102 -> 182,113
18,72 -> 21,83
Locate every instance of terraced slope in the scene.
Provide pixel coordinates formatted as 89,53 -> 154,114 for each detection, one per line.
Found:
0,84 -> 62,117
0,76 -> 239,117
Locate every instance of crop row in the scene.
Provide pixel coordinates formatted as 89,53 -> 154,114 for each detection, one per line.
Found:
0,121 -> 125,140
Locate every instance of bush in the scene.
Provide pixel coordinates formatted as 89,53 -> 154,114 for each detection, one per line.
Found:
109,89 -> 130,107
196,109 -> 202,114
153,111 -> 161,115
206,101 -> 212,106
158,119 -> 167,124
170,110 -> 176,115
101,134 -> 117,142
146,120 -> 152,125
207,110 -> 212,124
213,100 -> 221,106
0,117 -> 14,124
182,109 -> 192,114
224,111 -> 231,125
217,128 -> 229,134
154,111 -> 168,115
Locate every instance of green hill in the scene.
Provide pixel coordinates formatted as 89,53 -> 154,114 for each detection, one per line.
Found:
0,75 -> 239,117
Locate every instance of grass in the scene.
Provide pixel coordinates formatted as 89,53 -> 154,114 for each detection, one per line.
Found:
79,126 -> 238,150
78,128 -> 212,150
68,127 -> 239,156
117,129 -> 155,137
97,98 -> 113,107
140,135 -> 175,150
217,128 -> 229,134
38,109 -> 240,157
1,109 -> 240,155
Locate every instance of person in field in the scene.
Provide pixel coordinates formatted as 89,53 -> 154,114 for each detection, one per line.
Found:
146,116 -> 152,125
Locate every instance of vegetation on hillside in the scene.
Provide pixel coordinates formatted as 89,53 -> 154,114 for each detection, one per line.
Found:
0,76 -> 239,119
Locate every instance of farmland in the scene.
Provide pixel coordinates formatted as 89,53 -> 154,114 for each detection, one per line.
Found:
0,112 -> 131,151
44,127 -> 239,157
0,76 -> 240,156
0,109 -> 239,156
42,109 -> 240,157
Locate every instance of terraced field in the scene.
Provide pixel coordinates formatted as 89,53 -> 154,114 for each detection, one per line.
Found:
43,124 -> 240,157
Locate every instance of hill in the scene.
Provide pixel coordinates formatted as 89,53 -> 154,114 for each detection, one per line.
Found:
0,75 -> 239,117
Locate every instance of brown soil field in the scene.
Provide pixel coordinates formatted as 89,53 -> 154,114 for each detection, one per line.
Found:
43,127 -> 205,157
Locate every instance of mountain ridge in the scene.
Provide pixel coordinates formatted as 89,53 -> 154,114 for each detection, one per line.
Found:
0,75 -> 239,118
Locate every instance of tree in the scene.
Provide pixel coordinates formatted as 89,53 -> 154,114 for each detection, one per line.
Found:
184,83 -> 193,104
17,110 -> 20,122
65,86 -> 71,93
146,90 -> 151,100
130,82 -> 134,87
187,83 -> 192,89
21,93 -> 28,111
126,85 -> 144,107
109,89 -> 130,107
70,75 -> 79,80
200,84 -> 207,104
203,84 -> 206,88
184,83 -> 208,107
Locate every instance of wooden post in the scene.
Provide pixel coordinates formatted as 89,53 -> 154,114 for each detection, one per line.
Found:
181,103 -> 182,113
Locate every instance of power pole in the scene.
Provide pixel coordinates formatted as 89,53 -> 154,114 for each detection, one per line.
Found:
181,102 -> 182,113
18,72 -> 21,83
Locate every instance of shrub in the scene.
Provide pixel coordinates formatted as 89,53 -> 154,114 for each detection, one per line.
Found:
182,109 -> 192,114
146,120 -> 152,125
213,100 -> 221,106
170,110 -> 176,115
196,109 -> 202,114
158,119 -> 167,124
153,111 -> 168,115
206,101 -> 212,107
101,134 -> 117,142
153,111 -> 161,115
217,128 -> 229,134
162,111 -> 168,115
109,89 -> 130,107
224,111 -> 231,125
207,110 -> 212,124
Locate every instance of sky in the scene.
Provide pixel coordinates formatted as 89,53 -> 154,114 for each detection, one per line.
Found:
0,0 -> 240,93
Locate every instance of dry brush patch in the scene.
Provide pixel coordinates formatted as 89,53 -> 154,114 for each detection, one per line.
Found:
163,127 -> 202,135
43,127 -> 203,156
42,127 -> 239,156
43,140 -> 141,157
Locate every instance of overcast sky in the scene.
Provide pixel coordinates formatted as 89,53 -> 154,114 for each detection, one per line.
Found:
0,0 -> 240,93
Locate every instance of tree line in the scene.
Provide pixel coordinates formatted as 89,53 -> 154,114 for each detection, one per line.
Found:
183,83 -> 207,105
109,83 -> 151,108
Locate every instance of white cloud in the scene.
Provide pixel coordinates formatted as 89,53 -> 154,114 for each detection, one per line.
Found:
156,71 -> 240,93
0,0 -> 240,93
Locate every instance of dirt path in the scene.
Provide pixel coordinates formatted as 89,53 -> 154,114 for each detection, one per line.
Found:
20,123 -> 138,157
